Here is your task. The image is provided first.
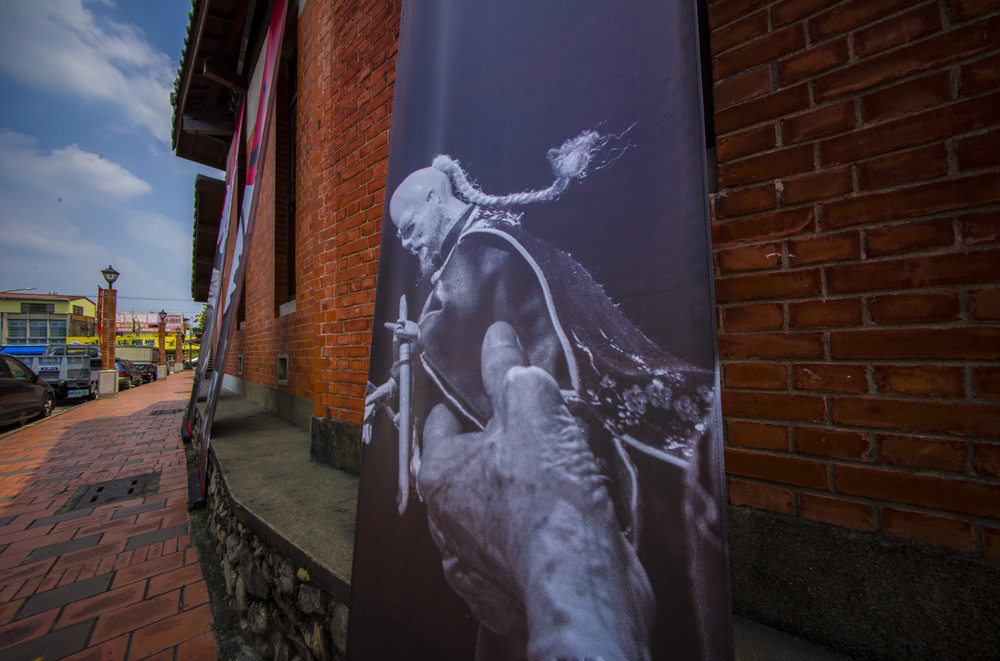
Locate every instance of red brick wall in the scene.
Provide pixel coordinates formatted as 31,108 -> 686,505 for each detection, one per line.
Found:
708,0 -> 1000,559
311,0 -> 400,424
286,0 -> 333,409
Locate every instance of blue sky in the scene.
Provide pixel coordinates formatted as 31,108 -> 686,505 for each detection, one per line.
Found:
0,0 -> 220,321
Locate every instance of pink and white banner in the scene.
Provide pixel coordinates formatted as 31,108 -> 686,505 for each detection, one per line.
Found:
193,0 -> 289,502
183,97 -> 245,443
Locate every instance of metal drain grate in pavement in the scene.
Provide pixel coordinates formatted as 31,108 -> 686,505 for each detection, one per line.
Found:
61,472 -> 160,511
149,408 -> 184,416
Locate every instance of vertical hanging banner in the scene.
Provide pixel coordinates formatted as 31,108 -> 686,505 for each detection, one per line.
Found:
96,288 -> 103,338
183,98 -> 245,443
96,288 -> 104,365
350,1 -> 732,660
193,0 -> 288,502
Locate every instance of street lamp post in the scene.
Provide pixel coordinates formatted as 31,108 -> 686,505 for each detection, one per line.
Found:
97,266 -> 120,398
183,317 -> 192,367
157,309 -> 167,379
99,265 -> 119,369
101,266 -> 119,289
174,331 -> 185,370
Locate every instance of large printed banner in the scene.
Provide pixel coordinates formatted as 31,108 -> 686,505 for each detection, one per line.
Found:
115,312 -> 184,334
182,98 -> 244,442
193,0 -> 288,500
350,1 -> 732,659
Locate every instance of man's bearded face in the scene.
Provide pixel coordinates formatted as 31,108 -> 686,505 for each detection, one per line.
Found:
398,201 -> 450,280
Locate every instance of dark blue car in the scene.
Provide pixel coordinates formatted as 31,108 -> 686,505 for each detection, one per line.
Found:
0,353 -> 55,426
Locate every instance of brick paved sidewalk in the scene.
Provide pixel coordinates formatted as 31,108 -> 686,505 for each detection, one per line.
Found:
0,371 -> 218,660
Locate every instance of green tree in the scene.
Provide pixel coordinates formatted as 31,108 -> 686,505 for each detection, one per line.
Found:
192,304 -> 208,334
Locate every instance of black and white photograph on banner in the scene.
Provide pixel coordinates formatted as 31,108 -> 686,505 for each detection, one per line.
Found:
349,1 -> 732,660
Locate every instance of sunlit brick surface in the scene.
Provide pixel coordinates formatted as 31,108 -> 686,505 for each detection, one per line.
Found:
0,372 -> 217,660
708,0 -> 1000,558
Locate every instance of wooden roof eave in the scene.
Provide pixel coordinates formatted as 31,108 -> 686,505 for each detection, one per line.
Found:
172,0 -> 250,170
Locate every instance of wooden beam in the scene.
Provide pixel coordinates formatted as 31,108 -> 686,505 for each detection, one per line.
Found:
182,115 -> 235,135
203,58 -> 245,91
205,10 -> 238,21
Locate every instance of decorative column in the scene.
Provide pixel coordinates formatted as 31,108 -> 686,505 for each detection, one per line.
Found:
174,332 -> 185,369
97,265 -> 120,398
98,288 -> 118,369
157,309 -> 167,379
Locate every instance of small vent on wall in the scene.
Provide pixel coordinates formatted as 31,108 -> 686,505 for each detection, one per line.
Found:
277,354 -> 289,385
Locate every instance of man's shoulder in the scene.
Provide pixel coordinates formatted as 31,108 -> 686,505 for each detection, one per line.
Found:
450,217 -> 531,267
438,227 -> 533,289
457,215 -> 559,265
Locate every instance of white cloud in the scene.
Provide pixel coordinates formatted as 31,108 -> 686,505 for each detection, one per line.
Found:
0,129 -> 151,204
0,192 -> 196,313
0,0 -> 175,142
0,130 -> 190,306
123,209 -> 190,265
0,209 -> 104,263
0,188 -> 111,296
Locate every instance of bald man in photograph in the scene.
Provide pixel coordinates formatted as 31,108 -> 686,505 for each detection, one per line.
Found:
375,134 -> 727,660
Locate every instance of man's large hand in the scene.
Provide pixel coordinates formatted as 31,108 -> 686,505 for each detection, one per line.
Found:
418,322 -> 653,661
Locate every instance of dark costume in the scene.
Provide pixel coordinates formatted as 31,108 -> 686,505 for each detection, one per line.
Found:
412,208 -> 729,660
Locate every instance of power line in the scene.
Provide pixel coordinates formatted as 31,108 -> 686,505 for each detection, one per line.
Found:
114,296 -> 204,302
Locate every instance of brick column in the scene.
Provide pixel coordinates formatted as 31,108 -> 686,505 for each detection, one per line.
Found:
99,288 -> 116,369
158,321 -> 166,366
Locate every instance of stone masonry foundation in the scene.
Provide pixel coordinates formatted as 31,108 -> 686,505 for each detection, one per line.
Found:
205,464 -> 349,661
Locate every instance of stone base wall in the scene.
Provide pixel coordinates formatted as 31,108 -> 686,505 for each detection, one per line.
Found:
729,506 -> 1000,660
221,374 -> 314,431
206,465 -> 349,660
310,416 -> 362,475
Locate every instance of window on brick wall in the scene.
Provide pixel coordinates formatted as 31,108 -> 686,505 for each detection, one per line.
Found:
237,287 -> 246,328
696,0 -> 717,194
274,16 -> 297,317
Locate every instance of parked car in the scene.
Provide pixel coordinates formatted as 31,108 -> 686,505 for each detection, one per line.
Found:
115,359 -> 143,389
134,362 -> 157,383
0,353 -> 55,426
1,344 -> 97,399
